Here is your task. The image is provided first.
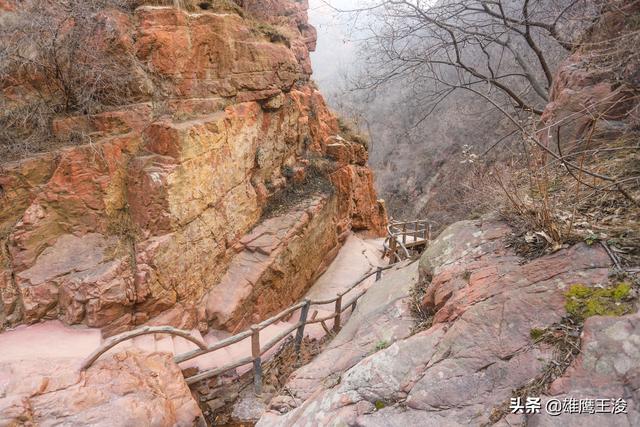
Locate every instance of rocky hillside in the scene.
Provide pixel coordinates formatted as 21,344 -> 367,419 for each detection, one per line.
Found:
0,1 -> 637,426
0,0 -> 386,336
253,2 -> 640,425
257,218 -> 637,426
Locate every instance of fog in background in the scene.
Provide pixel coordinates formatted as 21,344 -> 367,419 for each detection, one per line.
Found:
307,0 -> 506,227
308,0 -> 360,96
306,1 -> 582,231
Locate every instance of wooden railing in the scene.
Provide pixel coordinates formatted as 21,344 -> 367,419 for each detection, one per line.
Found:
81,263 -> 395,393
80,326 -> 207,371
383,219 -> 431,263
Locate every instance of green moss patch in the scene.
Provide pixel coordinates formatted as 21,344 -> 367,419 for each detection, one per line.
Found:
529,327 -> 545,341
374,400 -> 386,410
374,340 -> 389,351
564,283 -> 635,320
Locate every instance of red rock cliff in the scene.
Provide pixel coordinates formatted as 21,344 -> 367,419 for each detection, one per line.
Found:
0,1 -> 387,336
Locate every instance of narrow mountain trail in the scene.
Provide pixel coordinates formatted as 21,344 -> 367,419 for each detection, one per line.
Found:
0,234 -> 385,387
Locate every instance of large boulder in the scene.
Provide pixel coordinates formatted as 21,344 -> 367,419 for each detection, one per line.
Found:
0,351 -> 204,426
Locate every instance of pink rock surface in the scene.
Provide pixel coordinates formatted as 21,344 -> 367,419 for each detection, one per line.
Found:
258,219 -> 616,426
0,351 -> 204,427
185,233 -> 385,374
0,322 -> 204,426
529,312 -> 640,426
0,320 -> 100,365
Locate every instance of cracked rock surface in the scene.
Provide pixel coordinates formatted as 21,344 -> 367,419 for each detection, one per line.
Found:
0,342 -> 204,427
256,219 -> 632,426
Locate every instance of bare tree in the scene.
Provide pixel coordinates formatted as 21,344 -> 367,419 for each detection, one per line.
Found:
0,0 -> 144,158
346,0 -> 598,120
337,0 -> 639,252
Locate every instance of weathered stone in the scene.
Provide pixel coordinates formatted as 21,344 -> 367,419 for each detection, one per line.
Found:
529,313 -> 640,426
331,165 -> 387,236
0,351 -> 205,426
203,196 -> 341,332
134,7 -> 304,98
258,220 -> 614,426
261,259 -> 418,420
14,233 -> 135,329
0,2 -> 386,336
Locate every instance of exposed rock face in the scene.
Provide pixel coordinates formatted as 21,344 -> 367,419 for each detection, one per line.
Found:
0,350 -> 204,426
257,219 -> 619,426
0,2 -> 386,335
261,260 -> 418,420
528,313 -> 640,426
539,1 -> 640,150
203,196 -> 340,331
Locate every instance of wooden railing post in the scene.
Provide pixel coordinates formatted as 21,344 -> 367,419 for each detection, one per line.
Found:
375,267 -> 382,281
402,223 -> 407,244
294,299 -> 310,356
413,220 -> 418,242
389,237 -> 397,264
333,294 -> 342,333
251,325 -> 262,395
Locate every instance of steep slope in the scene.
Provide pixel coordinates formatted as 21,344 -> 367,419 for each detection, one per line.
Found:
257,218 -> 627,426
256,3 -> 640,424
0,1 -> 387,336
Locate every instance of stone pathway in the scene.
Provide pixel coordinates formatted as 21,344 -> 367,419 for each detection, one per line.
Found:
0,233 -> 385,382
183,233 -> 385,373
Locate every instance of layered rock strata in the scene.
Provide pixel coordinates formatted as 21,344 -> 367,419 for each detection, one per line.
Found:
0,2 -> 386,335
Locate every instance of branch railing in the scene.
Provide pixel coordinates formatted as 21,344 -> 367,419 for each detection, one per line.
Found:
81,263 -> 398,393
383,219 -> 431,263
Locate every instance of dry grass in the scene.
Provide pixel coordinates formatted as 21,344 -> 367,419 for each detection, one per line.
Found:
261,161 -> 335,220
397,1 -> 640,258
200,335 -> 327,426
487,316 -> 583,425
251,21 -> 291,47
491,113 -> 640,264
262,336 -> 327,390
408,275 -> 434,334
486,3 -> 640,265
0,0 -> 247,161
132,0 -> 242,13
337,117 -> 370,150
0,0 -> 144,161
